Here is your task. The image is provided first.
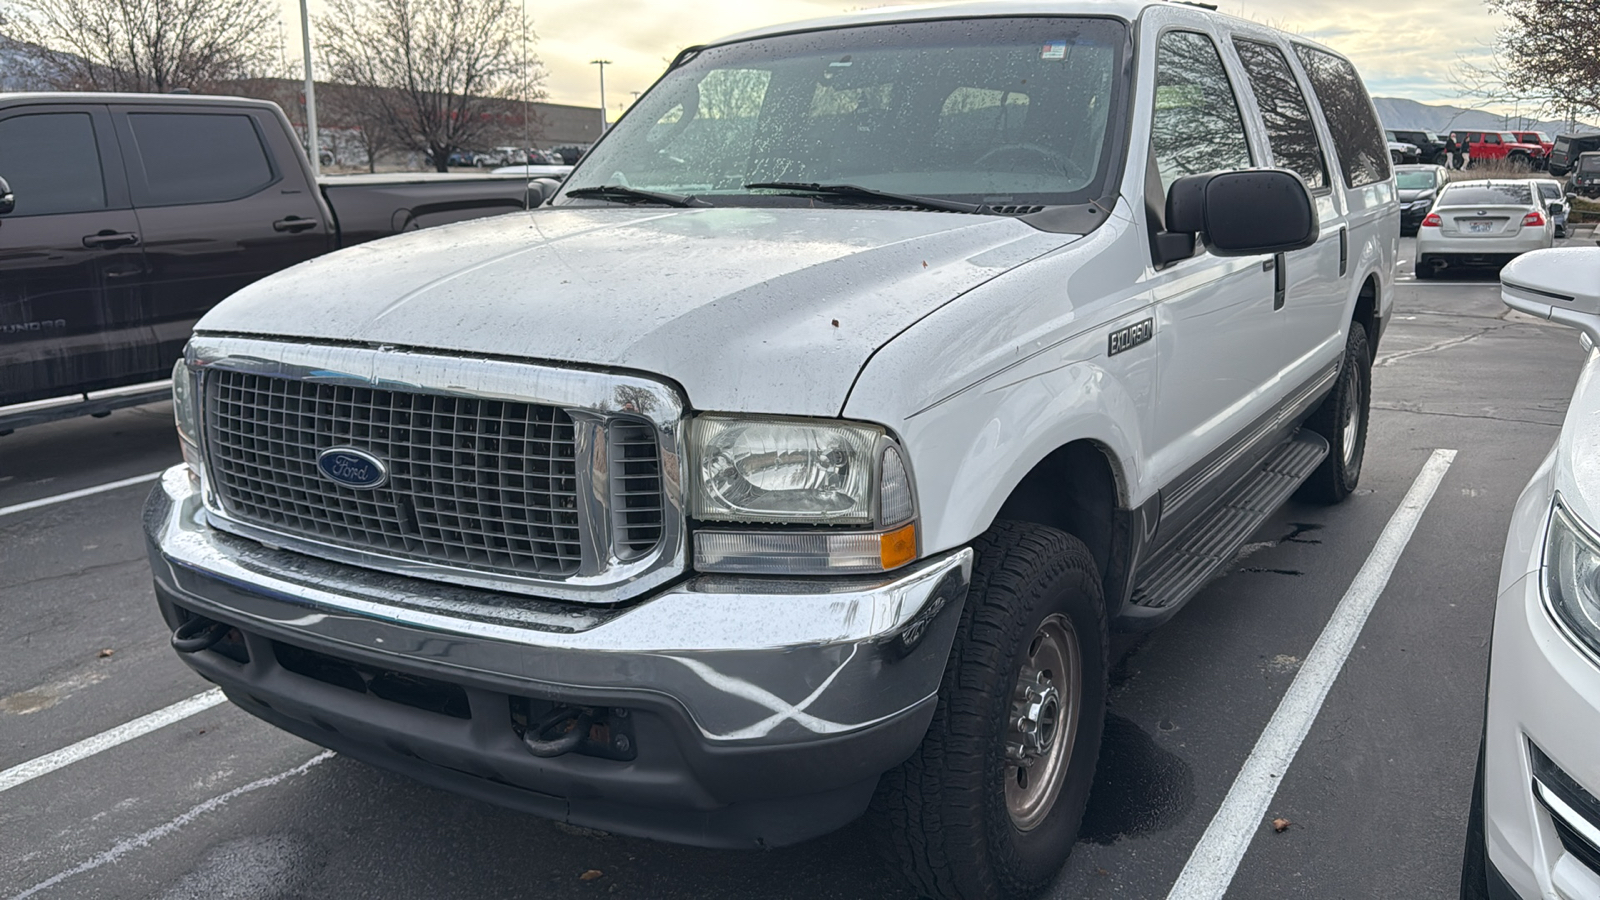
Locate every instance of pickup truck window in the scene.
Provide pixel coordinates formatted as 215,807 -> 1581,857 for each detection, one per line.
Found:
1232,38 -> 1329,191
1151,30 -> 1253,193
0,113 -> 107,216
1293,44 -> 1389,189
563,17 -> 1128,208
125,112 -> 275,206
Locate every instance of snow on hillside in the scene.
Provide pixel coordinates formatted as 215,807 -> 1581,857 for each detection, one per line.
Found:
1373,96 -> 1596,136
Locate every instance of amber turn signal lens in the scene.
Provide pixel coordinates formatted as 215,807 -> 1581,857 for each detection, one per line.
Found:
879,522 -> 917,570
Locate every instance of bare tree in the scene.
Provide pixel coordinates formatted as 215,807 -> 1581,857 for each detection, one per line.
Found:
1456,0 -> 1600,127
5,0 -> 278,92
316,0 -> 543,172
321,84 -> 404,172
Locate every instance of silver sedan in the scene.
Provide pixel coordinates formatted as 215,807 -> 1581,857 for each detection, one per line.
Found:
1415,180 -> 1554,279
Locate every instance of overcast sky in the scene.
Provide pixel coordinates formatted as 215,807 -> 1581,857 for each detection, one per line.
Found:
287,0 -> 1507,114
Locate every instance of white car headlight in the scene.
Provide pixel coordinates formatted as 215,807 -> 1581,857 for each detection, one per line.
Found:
1545,499 -> 1600,658
689,414 -> 918,574
171,358 -> 203,478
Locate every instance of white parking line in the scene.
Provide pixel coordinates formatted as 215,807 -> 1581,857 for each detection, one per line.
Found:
7,750 -> 336,900
1165,448 -> 1457,900
0,471 -> 164,519
0,689 -> 224,794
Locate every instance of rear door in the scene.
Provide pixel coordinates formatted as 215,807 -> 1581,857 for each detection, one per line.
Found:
110,103 -> 329,370
1230,35 -> 1346,394
0,104 -> 149,406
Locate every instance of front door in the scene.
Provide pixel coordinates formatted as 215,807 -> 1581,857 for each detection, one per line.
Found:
0,105 -> 148,407
1138,22 -> 1281,523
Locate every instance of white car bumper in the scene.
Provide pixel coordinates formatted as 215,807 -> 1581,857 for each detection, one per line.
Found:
1486,507 -> 1600,898
1417,225 -> 1552,260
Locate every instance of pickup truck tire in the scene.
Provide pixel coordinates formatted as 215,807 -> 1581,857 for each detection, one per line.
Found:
1298,323 -> 1371,504
871,521 -> 1108,900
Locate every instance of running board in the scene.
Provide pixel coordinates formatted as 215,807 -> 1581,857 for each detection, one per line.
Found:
1130,430 -> 1329,611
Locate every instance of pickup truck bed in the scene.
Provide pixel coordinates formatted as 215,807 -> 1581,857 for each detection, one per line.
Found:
0,92 -> 546,417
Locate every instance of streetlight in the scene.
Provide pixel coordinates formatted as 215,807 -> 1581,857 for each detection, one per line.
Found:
590,59 -> 612,134
299,0 -> 319,177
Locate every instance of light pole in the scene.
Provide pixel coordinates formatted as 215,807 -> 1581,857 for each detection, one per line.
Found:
590,59 -> 612,134
299,0 -> 319,177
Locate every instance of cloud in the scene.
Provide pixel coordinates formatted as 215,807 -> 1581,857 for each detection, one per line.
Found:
284,0 -> 1512,115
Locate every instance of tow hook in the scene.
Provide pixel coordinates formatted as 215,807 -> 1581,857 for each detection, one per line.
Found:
521,706 -> 596,758
171,615 -> 232,653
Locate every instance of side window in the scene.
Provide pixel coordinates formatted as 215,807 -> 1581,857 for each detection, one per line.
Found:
125,112 -> 275,206
0,112 -> 108,216
1232,38 -> 1328,191
1292,45 -> 1389,188
1486,134 -> 1501,145
1151,31 -> 1254,193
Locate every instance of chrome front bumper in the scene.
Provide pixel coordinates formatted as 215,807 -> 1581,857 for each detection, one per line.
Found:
145,465 -> 970,845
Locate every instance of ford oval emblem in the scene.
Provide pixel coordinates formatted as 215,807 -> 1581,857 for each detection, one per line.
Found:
317,447 -> 389,489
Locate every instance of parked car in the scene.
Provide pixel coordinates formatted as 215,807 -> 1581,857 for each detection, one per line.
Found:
1513,131 -> 1554,159
1451,131 -> 1548,171
0,92 -> 549,425
489,163 -> 573,179
1388,128 -> 1449,165
1547,133 -> 1600,177
1571,151 -> 1600,198
490,146 -> 528,166
1389,138 -> 1420,165
1532,178 -> 1571,238
1415,180 -> 1553,278
145,5 -> 1395,897
1464,246 -> 1600,900
1395,163 -> 1449,234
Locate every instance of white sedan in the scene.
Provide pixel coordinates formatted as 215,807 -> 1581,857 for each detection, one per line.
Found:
1464,247 -> 1600,899
1415,180 -> 1554,280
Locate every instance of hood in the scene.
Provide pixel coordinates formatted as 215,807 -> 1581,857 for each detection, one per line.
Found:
1398,189 -> 1435,203
198,207 -> 1073,415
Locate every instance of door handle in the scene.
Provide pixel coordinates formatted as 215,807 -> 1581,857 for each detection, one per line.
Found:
82,231 -> 139,249
273,216 -> 318,233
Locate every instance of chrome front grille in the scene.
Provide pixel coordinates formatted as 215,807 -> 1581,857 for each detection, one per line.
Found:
205,370 -> 589,576
189,337 -> 686,602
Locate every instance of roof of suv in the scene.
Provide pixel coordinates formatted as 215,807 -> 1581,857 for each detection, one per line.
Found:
704,0 -> 1335,53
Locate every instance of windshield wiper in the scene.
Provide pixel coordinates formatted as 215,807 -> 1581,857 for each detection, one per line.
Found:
564,185 -> 707,208
743,182 -> 986,215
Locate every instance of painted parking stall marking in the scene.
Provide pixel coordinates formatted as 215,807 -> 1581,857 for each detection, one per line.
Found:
0,471 -> 163,519
0,689 -> 224,794
1166,449 -> 1458,900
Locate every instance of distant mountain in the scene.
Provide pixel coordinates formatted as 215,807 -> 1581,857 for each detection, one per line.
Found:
1374,96 -> 1597,136
0,35 -> 58,91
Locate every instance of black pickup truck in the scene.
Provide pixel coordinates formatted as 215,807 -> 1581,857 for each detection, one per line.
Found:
0,92 -> 551,427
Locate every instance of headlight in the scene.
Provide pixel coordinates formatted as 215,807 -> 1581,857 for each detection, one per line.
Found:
171,358 -> 202,478
689,414 -> 918,574
1544,500 -> 1600,658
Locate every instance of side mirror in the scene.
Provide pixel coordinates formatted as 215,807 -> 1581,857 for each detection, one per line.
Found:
1164,169 -> 1318,258
0,176 -> 13,215
1501,247 -> 1600,345
528,177 -> 561,205
1550,202 -> 1566,216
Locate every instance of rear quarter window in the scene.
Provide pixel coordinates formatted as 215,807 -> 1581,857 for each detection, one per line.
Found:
1291,45 -> 1389,188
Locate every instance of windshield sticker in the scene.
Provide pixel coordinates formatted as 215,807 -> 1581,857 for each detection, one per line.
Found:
1041,41 -> 1067,59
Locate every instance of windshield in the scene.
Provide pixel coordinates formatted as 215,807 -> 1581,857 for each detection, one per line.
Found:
1537,182 -> 1561,199
561,17 -> 1128,208
1395,171 -> 1437,190
1440,183 -> 1533,206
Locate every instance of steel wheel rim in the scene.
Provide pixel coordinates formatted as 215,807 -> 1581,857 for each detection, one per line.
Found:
1004,613 -> 1081,832
1341,367 -> 1362,467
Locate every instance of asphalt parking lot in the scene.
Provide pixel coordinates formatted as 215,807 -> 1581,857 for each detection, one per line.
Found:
1,231 -> 1593,900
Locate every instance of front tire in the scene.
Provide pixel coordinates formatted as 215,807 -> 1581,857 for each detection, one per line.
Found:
872,521 -> 1108,900
1299,323 -> 1371,504
1461,738 -> 1491,900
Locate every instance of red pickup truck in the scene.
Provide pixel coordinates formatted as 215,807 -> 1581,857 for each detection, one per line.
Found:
1449,130 -> 1548,170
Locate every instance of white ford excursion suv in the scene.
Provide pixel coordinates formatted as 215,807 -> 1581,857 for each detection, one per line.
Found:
145,2 -> 1396,896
